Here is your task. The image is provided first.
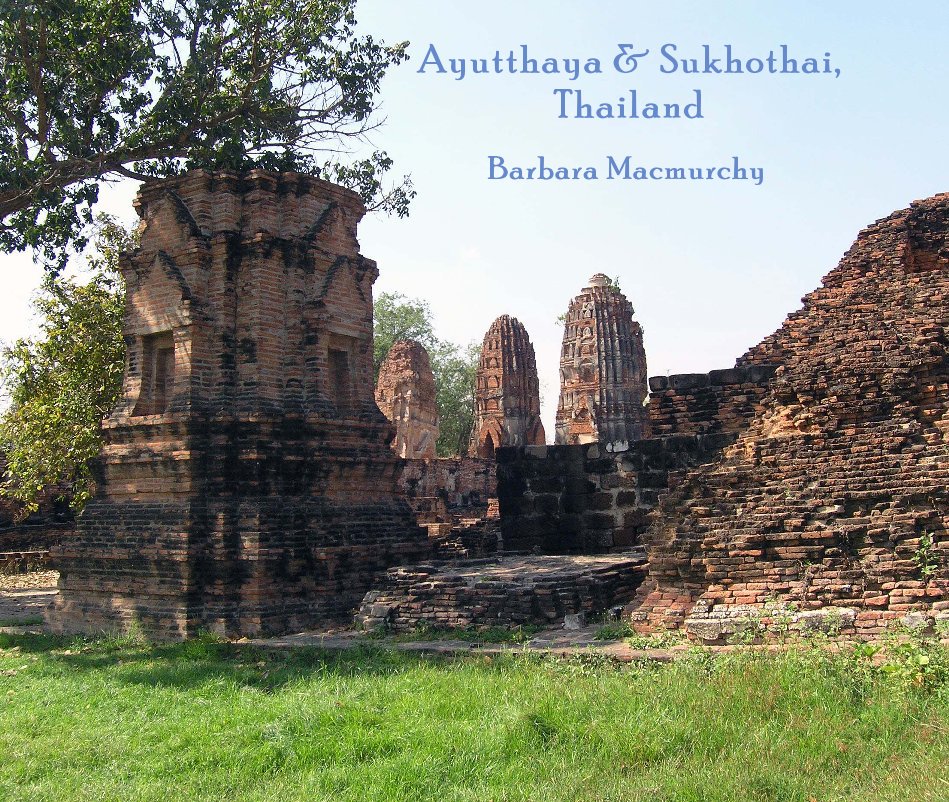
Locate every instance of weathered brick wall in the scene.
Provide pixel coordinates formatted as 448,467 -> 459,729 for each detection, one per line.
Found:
48,170 -> 430,640
495,436 -> 732,554
631,193 -> 949,636
357,553 -> 649,632
647,366 -> 777,436
0,465 -> 73,554
0,511 -> 72,554
398,456 -> 496,509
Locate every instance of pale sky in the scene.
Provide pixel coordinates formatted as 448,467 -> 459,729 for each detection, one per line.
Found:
3,1 -> 948,438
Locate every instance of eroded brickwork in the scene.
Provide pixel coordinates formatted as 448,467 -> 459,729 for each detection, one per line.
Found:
374,340 -> 439,458
0,488 -> 72,556
398,457 -> 496,509
470,315 -> 545,457
555,274 -> 649,450
47,170 -> 429,639
357,553 -> 648,632
631,193 -> 949,637
397,456 -> 499,556
647,366 -> 777,437
496,438 -> 731,554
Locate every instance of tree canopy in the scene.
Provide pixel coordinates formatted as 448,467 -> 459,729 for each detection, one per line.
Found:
430,341 -> 479,458
0,216 -> 128,513
0,0 -> 413,267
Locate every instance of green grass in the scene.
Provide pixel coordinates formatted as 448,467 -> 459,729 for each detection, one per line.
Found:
0,615 -> 45,627
1,633 -> 949,801
591,621 -> 687,649
593,620 -> 635,641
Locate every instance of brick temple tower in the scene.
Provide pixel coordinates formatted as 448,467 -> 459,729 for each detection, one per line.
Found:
47,170 -> 429,639
470,315 -> 546,458
555,274 -> 649,450
375,340 -> 439,458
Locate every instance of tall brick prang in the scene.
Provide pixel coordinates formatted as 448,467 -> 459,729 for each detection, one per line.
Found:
555,274 -> 649,450
47,170 -> 429,640
470,315 -> 546,457
375,340 -> 439,458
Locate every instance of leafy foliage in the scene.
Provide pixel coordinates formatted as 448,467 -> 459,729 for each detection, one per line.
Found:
372,291 -> 479,457
878,636 -> 949,693
0,216 -> 129,513
0,0 -> 413,267
914,532 -> 940,581
430,341 -> 479,458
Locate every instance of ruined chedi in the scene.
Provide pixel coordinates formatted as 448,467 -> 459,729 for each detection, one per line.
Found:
47,170 -> 429,640
470,315 -> 546,457
633,192 -> 949,635
555,274 -> 649,450
375,340 -> 439,458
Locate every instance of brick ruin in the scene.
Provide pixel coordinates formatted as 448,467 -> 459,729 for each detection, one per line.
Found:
352,302 -> 659,632
374,335 -> 499,544
37,171 -> 949,640
397,455 -> 500,557
358,553 -> 647,633
630,193 -> 949,638
378,316 -> 548,557
47,170 -> 429,639
372,333 -> 504,528
496,436 -> 732,555
374,339 -> 439,458
555,274 -> 649,451
0,478 -> 71,571
398,457 -> 495,509
647,366 -> 778,437
470,315 -> 546,458
495,193 -> 949,639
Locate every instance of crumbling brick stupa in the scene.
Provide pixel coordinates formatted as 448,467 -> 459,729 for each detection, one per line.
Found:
555,274 -> 649,451
631,193 -> 949,638
47,170 -> 429,640
470,315 -> 546,458
375,340 -> 439,458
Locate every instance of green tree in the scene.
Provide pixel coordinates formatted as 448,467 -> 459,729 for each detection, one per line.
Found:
431,341 -> 479,458
372,292 -> 479,457
0,216 -> 129,513
1,0 -> 414,268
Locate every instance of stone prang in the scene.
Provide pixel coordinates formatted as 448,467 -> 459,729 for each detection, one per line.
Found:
47,170 -> 429,640
470,315 -> 545,457
555,274 -> 649,450
375,340 -> 439,458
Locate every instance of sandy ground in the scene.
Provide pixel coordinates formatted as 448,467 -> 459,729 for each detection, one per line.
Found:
0,570 -> 58,626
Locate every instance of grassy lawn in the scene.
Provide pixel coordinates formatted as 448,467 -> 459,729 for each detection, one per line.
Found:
1,633 -> 948,801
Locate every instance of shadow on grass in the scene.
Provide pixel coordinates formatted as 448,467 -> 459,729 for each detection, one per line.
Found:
0,631 -> 493,693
